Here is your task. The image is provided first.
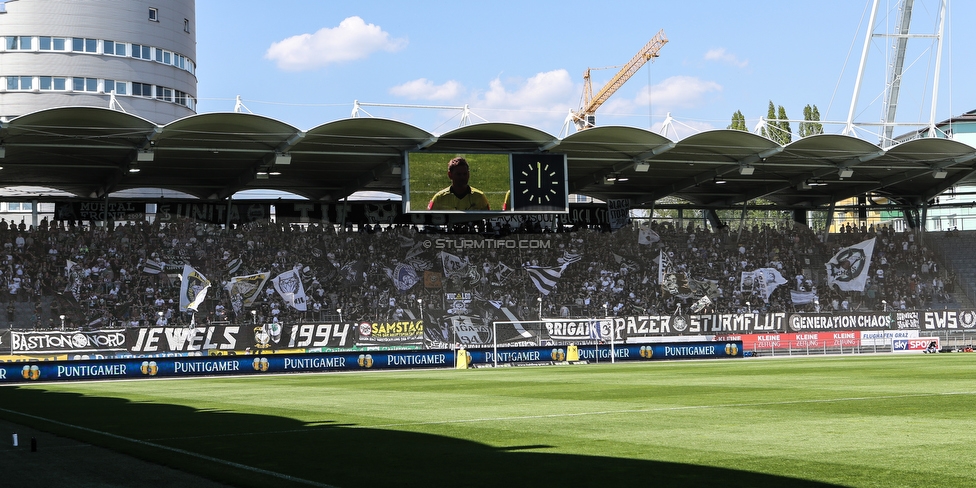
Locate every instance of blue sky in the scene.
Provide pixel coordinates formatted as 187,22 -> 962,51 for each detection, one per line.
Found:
195,0 -> 975,140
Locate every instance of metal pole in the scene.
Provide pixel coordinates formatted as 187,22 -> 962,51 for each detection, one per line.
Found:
610,317 -> 615,363
493,322 -> 498,368
927,0 -> 947,137
845,0 -> 882,135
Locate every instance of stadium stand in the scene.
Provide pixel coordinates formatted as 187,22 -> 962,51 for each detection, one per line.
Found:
0,215 -> 963,330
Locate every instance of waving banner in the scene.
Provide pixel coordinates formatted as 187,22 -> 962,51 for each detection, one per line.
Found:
826,238 -> 876,292
180,265 -> 211,312
272,269 -> 308,311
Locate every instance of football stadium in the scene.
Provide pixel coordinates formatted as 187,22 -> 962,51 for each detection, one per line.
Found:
2,1 -> 976,486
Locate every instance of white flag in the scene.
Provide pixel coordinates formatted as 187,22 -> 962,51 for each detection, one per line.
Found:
226,272 -> 271,313
272,269 -> 307,311
439,251 -> 467,278
180,265 -> 211,312
826,238 -> 876,292
790,290 -> 817,305
638,228 -> 660,245
755,267 -> 788,303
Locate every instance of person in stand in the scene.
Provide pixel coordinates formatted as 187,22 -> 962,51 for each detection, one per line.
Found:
427,157 -> 490,211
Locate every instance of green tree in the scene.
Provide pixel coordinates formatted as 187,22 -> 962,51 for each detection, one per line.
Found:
799,104 -> 824,137
777,105 -> 792,144
761,101 -> 791,145
760,101 -> 776,140
727,110 -> 747,131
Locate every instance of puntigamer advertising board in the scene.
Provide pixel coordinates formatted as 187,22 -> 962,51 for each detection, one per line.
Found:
0,341 -> 743,383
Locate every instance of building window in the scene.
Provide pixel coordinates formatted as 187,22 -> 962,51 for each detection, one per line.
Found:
149,7 -> 158,22
6,76 -> 32,91
5,36 -> 32,51
72,77 -> 98,92
104,80 -> 127,95
132,82 -> 152,97
131,44 -> 151,60
39,77 -> 68,91
184,18 -> 190,33
6,203 -> 33,212
38,37 -> 67,51
156,86 -> 173,102
72,37 -> 97,53
104,40 -> 126,56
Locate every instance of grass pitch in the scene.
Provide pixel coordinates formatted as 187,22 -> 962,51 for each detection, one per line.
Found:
2,354 -> 975,487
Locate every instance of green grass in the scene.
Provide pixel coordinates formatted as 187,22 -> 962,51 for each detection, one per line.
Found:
407,152 -> 511,211
3,355 -> 976,487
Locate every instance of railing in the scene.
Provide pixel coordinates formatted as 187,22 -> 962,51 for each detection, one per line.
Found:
750,342 -> 890,357
749,330 -> 975,357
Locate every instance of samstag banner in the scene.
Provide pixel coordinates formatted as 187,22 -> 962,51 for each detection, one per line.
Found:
356,320 -> 424,346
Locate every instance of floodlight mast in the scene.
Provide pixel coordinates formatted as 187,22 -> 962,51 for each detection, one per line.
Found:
571,29 -> 668,132
845,0 -> 947,146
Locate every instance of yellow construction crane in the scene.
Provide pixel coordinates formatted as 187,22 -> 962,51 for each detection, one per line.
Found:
571,29 -> 668,131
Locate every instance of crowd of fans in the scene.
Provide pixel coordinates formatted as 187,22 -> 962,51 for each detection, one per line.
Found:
0,214 -> 958,330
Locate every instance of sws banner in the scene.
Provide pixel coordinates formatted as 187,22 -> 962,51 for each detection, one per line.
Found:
920,310 -> 976,330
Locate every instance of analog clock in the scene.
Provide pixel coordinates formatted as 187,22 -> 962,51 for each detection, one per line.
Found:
511,154 -> 568,212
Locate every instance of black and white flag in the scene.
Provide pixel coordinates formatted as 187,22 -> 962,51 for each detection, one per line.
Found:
826,238 -> 876,292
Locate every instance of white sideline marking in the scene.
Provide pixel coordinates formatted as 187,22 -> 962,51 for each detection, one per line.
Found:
0,407 -> 338,488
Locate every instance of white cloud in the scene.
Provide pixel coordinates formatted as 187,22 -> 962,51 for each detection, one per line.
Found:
704,48 -> 748,68
265,16 -> 407,71
390,79 -> 462,101
474,70 -> 577,127
481,70 -> 574,107
388,69 -> 577,131
594,75 -> 721,117
641,75 -> 723,109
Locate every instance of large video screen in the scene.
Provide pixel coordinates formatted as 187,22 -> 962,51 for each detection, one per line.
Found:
404,152 -> 568,214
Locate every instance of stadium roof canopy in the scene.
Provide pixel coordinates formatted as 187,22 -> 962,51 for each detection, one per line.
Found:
2,106 -> 975,209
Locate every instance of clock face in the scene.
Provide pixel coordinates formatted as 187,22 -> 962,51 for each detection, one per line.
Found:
512,154 -> 567,212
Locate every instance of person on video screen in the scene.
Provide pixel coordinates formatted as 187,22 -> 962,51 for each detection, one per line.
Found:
427,157 -> 491,211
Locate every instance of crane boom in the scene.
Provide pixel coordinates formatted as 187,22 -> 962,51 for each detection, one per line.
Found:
573,29 -> 667,130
